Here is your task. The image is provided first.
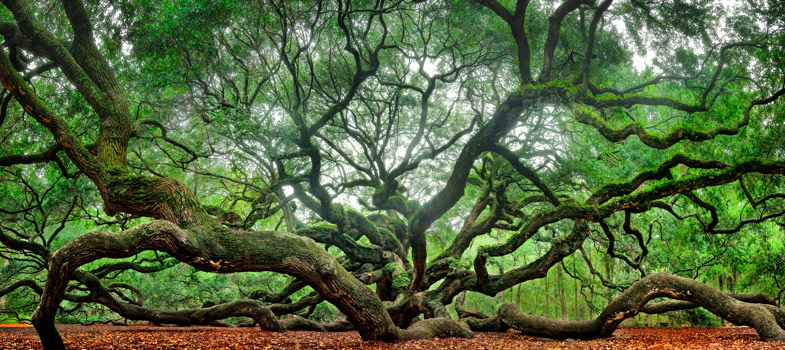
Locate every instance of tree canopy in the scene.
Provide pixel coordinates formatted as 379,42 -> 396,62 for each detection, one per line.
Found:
1,0 -> 785,348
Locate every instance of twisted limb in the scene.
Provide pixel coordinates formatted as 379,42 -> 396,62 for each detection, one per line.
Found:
31,220 -> 471,349
458,273 -> 785,341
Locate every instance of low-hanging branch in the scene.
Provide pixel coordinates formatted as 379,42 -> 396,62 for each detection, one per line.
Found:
29,219 -> 475,349
460,273 -> 785,341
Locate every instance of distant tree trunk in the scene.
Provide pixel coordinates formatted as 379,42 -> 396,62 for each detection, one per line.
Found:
496,233 -> 505,305
584,297 -> 590,320
557,265 -> 568,320
277,188 -> 296,233
731,270 -> 738,292
574,277 -> 579,320
602,252 -> 614,305
0,255 -> 6,309
718,275 -> 725,324
544,272 -> 550,318
534,285 -> 539,314
517,255 -> 526,309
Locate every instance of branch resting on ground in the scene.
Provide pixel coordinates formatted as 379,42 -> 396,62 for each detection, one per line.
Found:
458,273 -> 785,341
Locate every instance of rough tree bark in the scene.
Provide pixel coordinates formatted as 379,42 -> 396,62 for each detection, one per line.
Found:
30,220 -> 473,349
1,0 -> 784,349
460,273 -> 785,341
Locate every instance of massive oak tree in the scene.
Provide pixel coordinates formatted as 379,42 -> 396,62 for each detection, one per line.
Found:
1,0 -> 785,349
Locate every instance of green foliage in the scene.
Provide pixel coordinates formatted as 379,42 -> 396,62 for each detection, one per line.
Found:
678,308 -> 724,328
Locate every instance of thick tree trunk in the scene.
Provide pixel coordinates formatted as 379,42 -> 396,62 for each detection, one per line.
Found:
464,273 -> 785,341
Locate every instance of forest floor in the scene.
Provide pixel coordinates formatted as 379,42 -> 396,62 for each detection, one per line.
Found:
2,324 -> 785,349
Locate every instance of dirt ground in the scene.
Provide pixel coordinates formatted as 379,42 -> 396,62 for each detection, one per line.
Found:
2,324 -> 785,350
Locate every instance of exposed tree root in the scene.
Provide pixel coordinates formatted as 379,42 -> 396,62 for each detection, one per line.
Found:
459,273 -> 785,341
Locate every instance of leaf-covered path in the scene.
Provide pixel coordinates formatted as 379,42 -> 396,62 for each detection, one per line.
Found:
2,325 -> 785,350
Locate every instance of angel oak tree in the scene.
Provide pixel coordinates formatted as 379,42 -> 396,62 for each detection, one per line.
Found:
0,0 -> 785,349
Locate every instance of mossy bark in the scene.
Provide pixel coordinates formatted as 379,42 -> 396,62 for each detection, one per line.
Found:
463,273 -> 785,341
31,220 -> 408,349
31,218 -> 474,349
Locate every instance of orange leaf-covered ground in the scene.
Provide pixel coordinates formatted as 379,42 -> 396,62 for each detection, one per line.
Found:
2,325 -> 784,350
